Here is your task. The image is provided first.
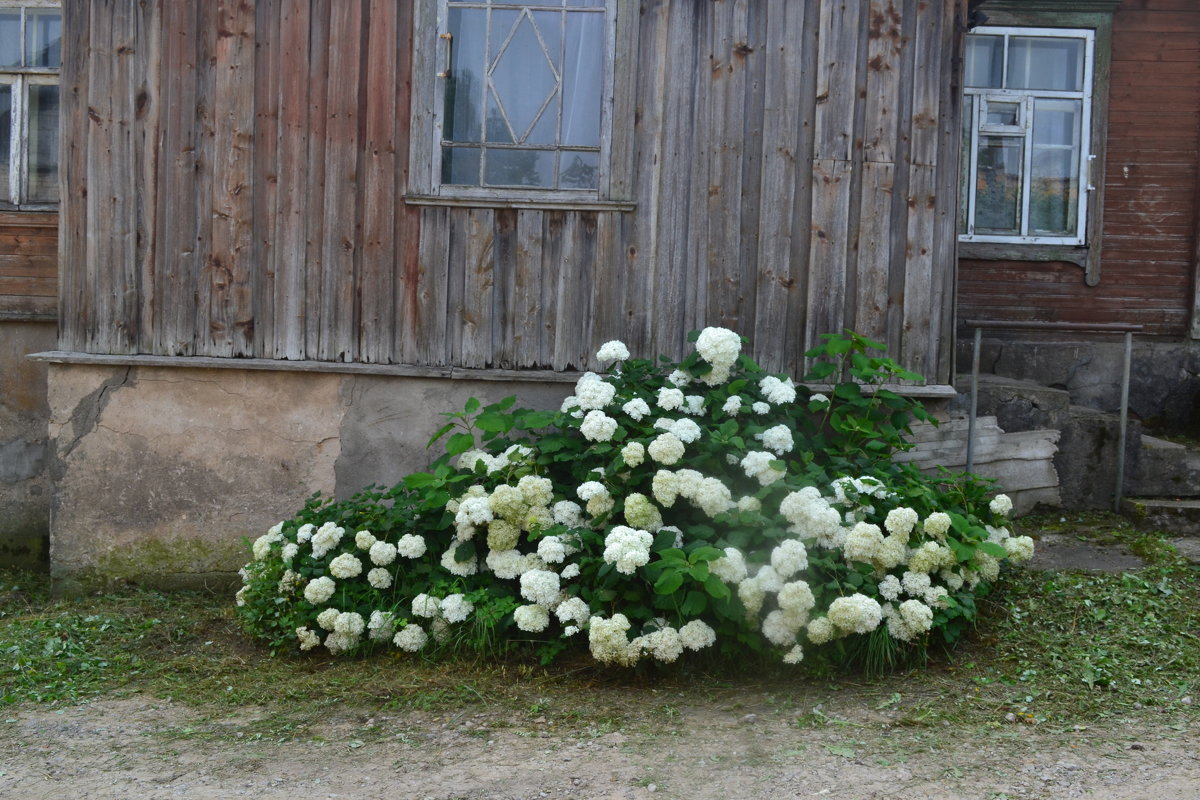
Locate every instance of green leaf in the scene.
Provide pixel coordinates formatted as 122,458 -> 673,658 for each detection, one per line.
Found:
403,472 -> 438,489
464,397 -> 481,414
425,422 -> 457,448
689,562 -> 710,582
704,573 -> 731,600
654,571 -> 684,596
474,412 -> 512,433
978,541 -> 1008,558
445,432 -> 476,456
680,590 -> 707,616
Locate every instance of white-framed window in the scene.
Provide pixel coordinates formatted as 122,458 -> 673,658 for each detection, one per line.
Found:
0,1 -> 59,209
410,0 -> 627,207
959,27 -> 1094,246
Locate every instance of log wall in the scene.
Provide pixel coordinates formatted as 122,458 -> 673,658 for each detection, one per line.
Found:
59,0 -> 965,383
0,213 -> 57,319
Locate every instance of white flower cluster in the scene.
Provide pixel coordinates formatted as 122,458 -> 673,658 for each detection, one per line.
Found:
603,526 -> 654,574
695,326 -> 742,385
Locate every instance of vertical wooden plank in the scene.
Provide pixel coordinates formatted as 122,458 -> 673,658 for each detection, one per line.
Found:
302,0 -> 330,358
901,164 -> 936,377
359,0 -> 398,363
457,208 -> 494,368
252,0 -> 281,359
806,158 -> 853,348
683,4 -> 711,338
394,0 -> 421,364
908,0 -> 941,166
814,0 -> 862,162
552,213 -> 593,370
753,0 -> 809,371
588,211 -> 621,366
854,161 -> 894,343
153,0 -> 198,355
736,0 -> 767,337
706,0 -> 747,330
406,0 -> 435,196
606,0 -> 640,201
512,209 -> 543,366
272,0 -> 310,359
538,212 -> 563,366
134,0 -> 161,352
444,208 -> 468,363
59,0 -> 90,350
404,206 -> 450,365
190,1 -> 218,353
318,0 -> 362,362
863,0 -> 902,164
492,209 -> 517,369
206,0 -> 255,356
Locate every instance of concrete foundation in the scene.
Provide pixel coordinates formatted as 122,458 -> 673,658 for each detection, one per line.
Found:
0,320 -> 55,568
957,337 -> 1200,435
45,363 -> 568,590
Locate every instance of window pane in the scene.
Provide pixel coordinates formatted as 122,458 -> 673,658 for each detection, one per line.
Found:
27,83 -> 58,203
442,146 -> 481,185
985,100 -> 1020,127
559,150 -> 598,189
1007,37 -> 1084,91
1029,149 -> 1078,236
27,9 -> 62,69
0,12 -> 19,68
445,8 -> 487,143
484,148 -> 555,187
561,11 -> 604,147
0,84 -> 10,201
974,135 -> 1023,235
964,35 -> 1002,89
490,13 -> 558,143
1033,98 -> 1081,147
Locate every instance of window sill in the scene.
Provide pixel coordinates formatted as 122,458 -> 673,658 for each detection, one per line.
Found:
959,240 -> 1089,268
405,194 -> 636,213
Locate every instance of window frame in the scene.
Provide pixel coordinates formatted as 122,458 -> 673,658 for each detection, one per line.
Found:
0,0 -> 60,212
960,26 -> 1095,248
957,0 -> 1117,286
407,0 -> 637,211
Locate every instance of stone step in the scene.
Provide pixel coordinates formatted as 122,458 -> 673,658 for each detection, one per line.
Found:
1126,434 -> 1200,498
950,374 -> 1072,433
1122,497 -> 1200,537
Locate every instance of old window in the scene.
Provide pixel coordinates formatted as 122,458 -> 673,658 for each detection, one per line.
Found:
409,0 -> 634,209
0,2 -> 59,209
959,27 -> 1094,246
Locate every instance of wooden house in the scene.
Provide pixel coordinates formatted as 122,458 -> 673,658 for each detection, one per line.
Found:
0,0 -> 1194,582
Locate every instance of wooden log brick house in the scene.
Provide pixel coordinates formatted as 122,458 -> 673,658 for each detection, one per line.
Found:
0,0 -> 1195,583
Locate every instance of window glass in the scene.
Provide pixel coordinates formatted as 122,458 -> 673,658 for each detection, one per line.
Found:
26,81 -> 57,202
975,136 -> 1024,235
1007,37 -> 1084,92
484,148 -> 555,188
984,100 -> 1020,128
0,83 -> 11,194
26,9 -> 60,69
0,13 -> 19,68
561,11 -> 603,147
964,35 -> 1003,89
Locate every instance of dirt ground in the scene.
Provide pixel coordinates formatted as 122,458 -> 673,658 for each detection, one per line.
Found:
2,694 -> 1197,800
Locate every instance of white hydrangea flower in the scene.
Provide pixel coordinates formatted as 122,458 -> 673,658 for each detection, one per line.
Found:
899,599 -> 934,635
488,485 -> 526,521
755,564 -> 784,594
771,540 -> 808,579
907,541 -> 951,573
316,607 -> 340,630
303,576 -> 336,605
924,512 -> 952,537
783,644 -> 805,664
482,548 -> 522,579
679,620 -> 716,650
574,372 -> 617,410
252,531 -> 281,561
393,624 -> 427,652
277,569 -> 301,594
553,500 -> 585,528
843,523 -> 885,565
924,585 -> 950,608
580,409 -> 619,442
621,441 -> 646,468
647,432 -> 685,465
333,611 -> 365,636
367,610 -> 396,642
692,477 -> 733,518
737,577 -> 765,616
762,609 -> 802,647
624,492 -> 664,531
989,493 -> 1014,517
602,526 -> 654,575
902,570 -> 933,597
740,450 -> 785,486
596,340 -> 630,362
622,398 -> 651,421
517,475 -> 554,508
296,626 -> 321,651
757,424 -> 795,455
440,593 -> 474,624
588,614 -> 640,666
1004,535 -> 1035,562
310,522 -> 345,559
939,568 -> 965,591
555,596 -> 591,627
884,507 -> 919,540
458,496 -> 495,527
328,552 -> 363,579
808,393 -> 830,407
514,604 -> 551,633
878,574 -> 902,601
668,417 -> 703,444
827,593 -> 883,634
412,594 -> 441,618
737,495 -> 761,514
520,569 -> 562,607
296,523 -> 315,543
281,542 -> 299,563
560,395 -> 582,415
695,326 -> 742,367
777,581 -> 816,616
576,481 -> 607,501
651,469 -> 680,507
561,563 -> 581,580
759,375 -> 797,404
722,395 -> 742,415
661,525 -> 684,549
806,616 -> 836,645
751,401 -> 770,414
367,567 -> 392,589
656,387 -> 685,411
354,530 -> 377,550
668,370 -> 692,388
711,547 -> 748,584
537,535 -> 567,564
369,540 -> 398,566
640,626 -> 684,663
683,395 -> 706,415
441,546 -> 478,577
396,534 -> 427,559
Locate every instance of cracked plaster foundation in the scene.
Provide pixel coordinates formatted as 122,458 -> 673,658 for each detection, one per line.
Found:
46,363 -> 567,589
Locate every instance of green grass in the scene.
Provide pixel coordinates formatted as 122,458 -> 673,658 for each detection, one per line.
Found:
2,513 -> 1198,737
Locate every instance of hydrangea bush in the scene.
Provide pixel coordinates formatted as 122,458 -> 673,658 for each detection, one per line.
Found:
236,329 -> 1033,670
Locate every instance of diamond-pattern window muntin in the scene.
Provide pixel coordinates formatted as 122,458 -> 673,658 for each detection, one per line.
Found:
440,1 -> 606,191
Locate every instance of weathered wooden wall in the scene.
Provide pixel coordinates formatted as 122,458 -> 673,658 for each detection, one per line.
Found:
0,213 -> 57,319
60,0 -> 964,383
958,0 -> 1200,339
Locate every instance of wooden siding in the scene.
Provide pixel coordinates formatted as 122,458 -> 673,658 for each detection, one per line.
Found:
0,212 -> 58,319
958,0 -> 1200,339
60,0 -> 964,383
